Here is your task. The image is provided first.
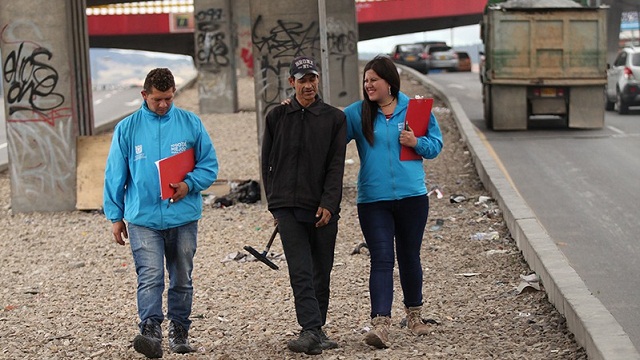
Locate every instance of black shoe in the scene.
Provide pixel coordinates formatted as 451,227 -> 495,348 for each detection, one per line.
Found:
287,329 -> 322,355
168,321 -> 195,354
133,321 -> 163,359
319,329 -> 338,350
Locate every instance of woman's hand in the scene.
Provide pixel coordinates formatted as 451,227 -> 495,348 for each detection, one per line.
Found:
400,125 -> 418,148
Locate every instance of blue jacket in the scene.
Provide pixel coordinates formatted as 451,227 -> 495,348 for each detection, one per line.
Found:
343,91 -> 443,204
103,101 -> 218,230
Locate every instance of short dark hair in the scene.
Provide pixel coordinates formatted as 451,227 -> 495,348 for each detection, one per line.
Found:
143,68 -> 175,93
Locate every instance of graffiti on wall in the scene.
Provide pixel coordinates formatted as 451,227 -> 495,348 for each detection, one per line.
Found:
195,8 -> 230,70
251,14 -> 357,116
1,22 -> 74,205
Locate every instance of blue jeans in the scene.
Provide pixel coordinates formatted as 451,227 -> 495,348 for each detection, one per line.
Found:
128,221 -> 198,332
357,195 -> 429,318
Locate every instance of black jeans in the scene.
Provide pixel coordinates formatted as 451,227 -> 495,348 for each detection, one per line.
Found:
273,208 -> 338,331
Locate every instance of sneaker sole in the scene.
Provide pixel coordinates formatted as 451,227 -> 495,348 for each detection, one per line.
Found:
287,342 -> 323,355
170,344 -> 195,354
133,335 -> 163,358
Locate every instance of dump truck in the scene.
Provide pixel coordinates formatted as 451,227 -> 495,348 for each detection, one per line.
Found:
480,0 -> 608,130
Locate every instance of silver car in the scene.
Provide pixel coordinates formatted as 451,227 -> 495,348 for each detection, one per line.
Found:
424,44 -> 458,73
606,47 -> 640,114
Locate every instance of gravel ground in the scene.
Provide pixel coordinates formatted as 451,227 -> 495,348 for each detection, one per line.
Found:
0,70 -> 587,359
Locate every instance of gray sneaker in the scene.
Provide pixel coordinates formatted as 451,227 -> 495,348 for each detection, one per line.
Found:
287,329 -> 322,355
168,321 -> 195,354
133,321 -> 163,359
319,329 -> 338,350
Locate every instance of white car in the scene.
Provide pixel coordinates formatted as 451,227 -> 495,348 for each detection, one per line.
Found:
423,44 -> 458,74
605,47 -> 640,114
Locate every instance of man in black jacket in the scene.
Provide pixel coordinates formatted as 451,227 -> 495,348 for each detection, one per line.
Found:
261,56 -> 347,355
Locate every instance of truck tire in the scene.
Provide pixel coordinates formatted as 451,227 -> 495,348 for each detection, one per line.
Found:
616,89 -> 629,114
483,85 -> 493,129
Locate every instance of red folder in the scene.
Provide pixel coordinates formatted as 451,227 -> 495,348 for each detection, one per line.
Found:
155,148 -> 195,200
400,98 -> 433,161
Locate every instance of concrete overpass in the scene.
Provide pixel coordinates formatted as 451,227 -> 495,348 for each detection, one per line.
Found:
85,0 -> 488,56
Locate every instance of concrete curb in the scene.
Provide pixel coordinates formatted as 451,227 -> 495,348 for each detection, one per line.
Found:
399,65 -> 640,360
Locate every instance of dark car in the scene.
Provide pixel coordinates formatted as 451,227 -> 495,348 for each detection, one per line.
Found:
456,51 -> 472,72
605,47 -> 640,114
390,43 -> 428,73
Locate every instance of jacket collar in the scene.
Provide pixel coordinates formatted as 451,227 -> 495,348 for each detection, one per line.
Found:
141,101 -> 174,118
287,95 -> 323,116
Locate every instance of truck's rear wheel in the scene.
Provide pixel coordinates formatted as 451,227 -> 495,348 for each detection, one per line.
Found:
483,85 -> 493,129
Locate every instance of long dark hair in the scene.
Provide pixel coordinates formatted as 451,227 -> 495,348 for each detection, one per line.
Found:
361,55 -> 400,145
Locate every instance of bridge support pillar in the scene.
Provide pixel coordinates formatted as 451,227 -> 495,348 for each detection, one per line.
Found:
0,0 -> 93,212
194,0 -> 238,114
249,0 -> 360,143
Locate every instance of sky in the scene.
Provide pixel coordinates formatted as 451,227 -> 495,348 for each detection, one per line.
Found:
357,24 -> 482,54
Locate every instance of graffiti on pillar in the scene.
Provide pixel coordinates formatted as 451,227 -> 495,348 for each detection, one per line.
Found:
195,8 -> 230,70
250,15 -> 357,114
326,18 -> 357,98
2,41 -> 68,126
0,22 -> 74,204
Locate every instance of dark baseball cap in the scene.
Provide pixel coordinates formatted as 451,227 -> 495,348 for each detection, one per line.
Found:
289,56 -> 319,79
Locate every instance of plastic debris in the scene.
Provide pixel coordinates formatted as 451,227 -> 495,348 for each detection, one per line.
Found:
450,194 -> 467,203
427,188 -> 444,199
430,218 -> 444,231
470,231 -> 499,241
351,242 -> 369,255
456,272 -> 481,277
517,273 -> 541,293
474,195 -> 493,205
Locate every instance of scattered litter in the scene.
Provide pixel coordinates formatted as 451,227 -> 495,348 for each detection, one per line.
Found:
450,194 -> 467,203
474,195 -> 493,205
456,272 -> 481,277
427,188 -> 444,199
351,242 -> 369,255
212,180 -> 260,208
221,251 -> 247,263
345,158 -> 355,165
470,231 -> 499,241
517,273 -> 541,293
484,249 -> 509,256
430,218 -> 444,232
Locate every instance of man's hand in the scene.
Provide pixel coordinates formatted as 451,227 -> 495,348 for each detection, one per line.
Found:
112,220 -> 128,246
169,181 -> 189,203
315,207 -> 331,228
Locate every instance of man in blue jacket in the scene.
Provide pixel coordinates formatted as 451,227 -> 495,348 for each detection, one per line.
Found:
103,68 -> 218,358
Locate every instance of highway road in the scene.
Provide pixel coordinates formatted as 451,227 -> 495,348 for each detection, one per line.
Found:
425,70 -> 640,352
0,87 -> 142,170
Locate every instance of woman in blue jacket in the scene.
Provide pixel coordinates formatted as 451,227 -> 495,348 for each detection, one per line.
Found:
343,56 -> 443,349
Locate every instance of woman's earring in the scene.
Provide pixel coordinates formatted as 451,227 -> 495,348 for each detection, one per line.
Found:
388,87 -> 391,95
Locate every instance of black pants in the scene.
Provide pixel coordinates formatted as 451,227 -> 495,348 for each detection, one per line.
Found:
274,209 -> 337,331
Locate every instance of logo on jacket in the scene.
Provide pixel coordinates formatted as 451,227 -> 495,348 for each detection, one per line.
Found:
134,144 -> 146,161
171,141 -> 188,154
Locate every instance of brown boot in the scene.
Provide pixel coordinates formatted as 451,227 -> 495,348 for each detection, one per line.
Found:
405,306 -> 430,335
364,316 -> 391,349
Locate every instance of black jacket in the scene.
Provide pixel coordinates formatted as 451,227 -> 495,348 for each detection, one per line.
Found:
261,96 -> 347,215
